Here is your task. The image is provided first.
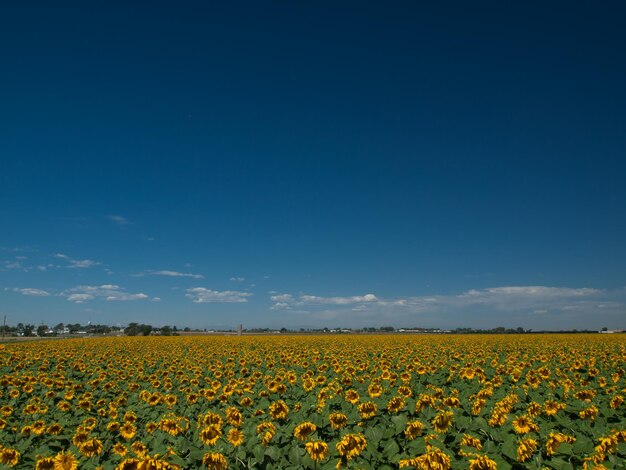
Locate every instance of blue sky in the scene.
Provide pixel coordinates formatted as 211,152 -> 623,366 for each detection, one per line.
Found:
2,1 -> 625,330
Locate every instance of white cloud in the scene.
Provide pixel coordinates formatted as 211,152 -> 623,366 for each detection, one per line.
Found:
107,215 -> 130,225
151,297 -> 161,302
63,285 -> 149,303
67,293 -> 94,303
54,253 -> 100,269
299,294 -> 378,305
270,293 -> 294,302
149,270 -> 204,279
9,288 -> 50,297
186,288 -> 252,303
271,302 -> 292,310
265,286 -> 621,330
230,277 -> 245,282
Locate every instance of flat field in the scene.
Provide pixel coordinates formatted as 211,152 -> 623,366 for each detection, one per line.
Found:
0,334 -> 625,469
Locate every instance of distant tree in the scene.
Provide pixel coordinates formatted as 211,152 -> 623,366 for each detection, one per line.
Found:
379,326 -> 395,332
125,323 -> 140,336
54,323 -> 65,331
23,324 -> 35,336
183,327 -> 191,332
37,324 -> 49,337
161,325 -> 172,336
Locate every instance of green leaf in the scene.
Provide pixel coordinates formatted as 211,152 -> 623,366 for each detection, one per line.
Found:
502,435 -> 517,461
382,439 -> 400,460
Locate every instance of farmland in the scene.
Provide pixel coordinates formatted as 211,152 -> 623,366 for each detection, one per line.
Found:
0,334 -> 625,469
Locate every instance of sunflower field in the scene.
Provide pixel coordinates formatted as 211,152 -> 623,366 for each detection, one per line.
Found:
0,334 -> 625,469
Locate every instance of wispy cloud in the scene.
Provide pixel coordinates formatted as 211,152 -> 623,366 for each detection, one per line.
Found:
269,293 -> 377,310
267,286 -> 621,329
107,215 -> 131,225
229,276 -> 245,282
142,270 -> 204,279
7,287 -> 51,297
63,285 -> 149,303
186,288 -> 252,303
54,253 -> 100,269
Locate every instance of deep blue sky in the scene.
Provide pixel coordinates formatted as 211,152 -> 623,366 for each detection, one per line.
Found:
2,1 -> 625,330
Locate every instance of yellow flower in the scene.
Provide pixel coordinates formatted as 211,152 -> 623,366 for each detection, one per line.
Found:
469,455 -> 497,470
460,434 -> 483,450
387,396 -> 405,413
0,447 -> 20,467
336,433 -> 367,460
227,428 -> 244,447
202,451 -> 228,469
269,400 -> 289,420
358,401 -> 378,419
516,438 -> 537,462
115,458 -> 140,470
294,422 -> 317,441
305,441 -> 329,461
543,400 -> 565,416
36,456 -> 55,469
367,383 -> 383,398
545,432 -> 576,455
344,389 -> 360,404
79,437 -> 104,457
113,442 -> 128,456
511,415 -> 538,434
329,412 -> 349,430
610,395 -> 623,409
579,405 -> 599,421
53,450 -> 79,470
200,424 -> 222,445
120,422 -> 137,440
404,420 -> 425,440
431,410 -> 454,433
413,448 -> 451,470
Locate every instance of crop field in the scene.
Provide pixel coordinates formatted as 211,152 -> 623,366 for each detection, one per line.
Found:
0,334 -> 625,469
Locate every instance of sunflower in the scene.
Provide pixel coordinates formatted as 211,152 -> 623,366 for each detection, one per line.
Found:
610,395 -> 623,409
115,458 -> 140,470
160,418 -> 183,436
469,455 -> 498,470
579,406 -> 599,421
47,423 -> 64,435
387,396 -> 405,413
543,400 -> 565,416
113,442 -> 128,456
202,452 -> 228,470
412,448 -> 451,470
431,410 -> 454,433
225,407 -> 243,427
512,415 -> 538,434
358,401 -> 378,420
404,420 -> 425,440
516,438 -> 538,462
200,425 -> 222,445
131,441 -> 148,458
269,400 -> 289,420
545,432 -> 576,456
0,447 -> 20,467
53,451 -> 78,470
35,456 -> 55,469
226,428 -> 244,447
460,434 -> 483,450
336,433 -> 367,460
329,412 -> 349,430
294,422 -> 317,441
367,383 -> 383,398
79,438 -> 104,457
305,441 -> 329,462
344,389 -> 360,404
120,422 -> 137,440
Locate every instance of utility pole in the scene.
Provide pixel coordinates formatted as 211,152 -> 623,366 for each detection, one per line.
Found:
2,315 -> 5,340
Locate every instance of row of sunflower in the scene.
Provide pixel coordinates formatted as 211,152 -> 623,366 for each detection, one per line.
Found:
0,334 -> 625,469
